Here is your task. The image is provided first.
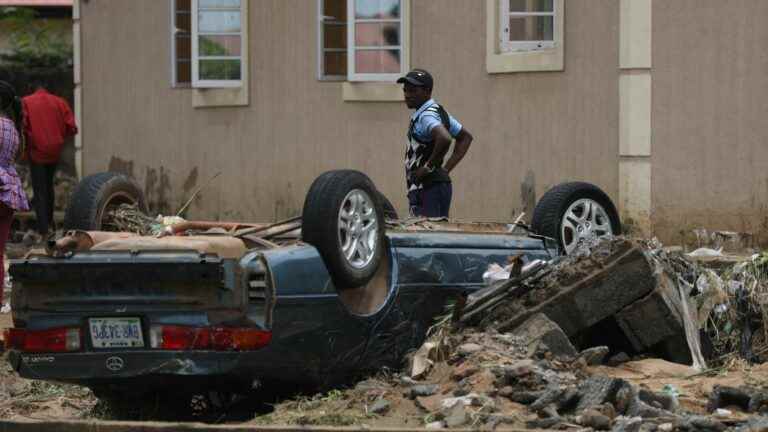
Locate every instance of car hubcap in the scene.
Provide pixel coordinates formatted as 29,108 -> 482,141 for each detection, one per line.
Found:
338,189 -> 378,269
561,198 -> 614,255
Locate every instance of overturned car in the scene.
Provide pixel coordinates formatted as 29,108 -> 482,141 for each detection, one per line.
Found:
4,170 -> 621,404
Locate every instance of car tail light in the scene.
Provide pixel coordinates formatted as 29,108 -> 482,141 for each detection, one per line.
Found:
149,325 -> 271,351
3,327 -> 81,353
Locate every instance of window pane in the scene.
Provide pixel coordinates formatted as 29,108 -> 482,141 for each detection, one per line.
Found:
324,23 -> 346,49
199,35 -> 241,56
198,10 -> 241,33
355,49 -> 400,73
199,59 -> 241,80
175,0 -> 191,13
323,0 -> 346,21
176,35 -> 191,59
324,51 -> 347,76
509,0 -> 553,13
199,0 -> 240,9
508,16 -> 553,41
176,12 -> 191,33
354,0 -> 400,19
355,23 -> 400,47
176,60 -> 191,84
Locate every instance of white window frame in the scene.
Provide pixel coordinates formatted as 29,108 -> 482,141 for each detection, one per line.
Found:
346,0 -> 407,82
317,0 -> 347,81
191,0 -> 245,88
171,0 -> 192,87
500,0 -> 556,53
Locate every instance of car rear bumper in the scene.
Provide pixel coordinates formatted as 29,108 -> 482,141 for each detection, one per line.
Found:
8,349 -> 243,385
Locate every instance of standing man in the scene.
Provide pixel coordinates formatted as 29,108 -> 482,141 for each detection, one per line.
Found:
398,69 -> 472,218
22,83 -> 77,238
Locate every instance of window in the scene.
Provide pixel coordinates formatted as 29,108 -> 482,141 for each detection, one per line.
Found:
500,0 -> 556,53
486,0 -> 564,74
319,0 -> 407,82
191,0 -> 245,88
318,0 -> 347,80
171,0 -> 192,86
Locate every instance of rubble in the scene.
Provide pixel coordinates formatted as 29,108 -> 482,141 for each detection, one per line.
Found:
250,237 -> 768,430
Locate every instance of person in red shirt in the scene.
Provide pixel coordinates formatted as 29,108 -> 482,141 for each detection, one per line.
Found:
22,83 -> 77,237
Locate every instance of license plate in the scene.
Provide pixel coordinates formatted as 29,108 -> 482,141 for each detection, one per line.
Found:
89,317 -> 144,349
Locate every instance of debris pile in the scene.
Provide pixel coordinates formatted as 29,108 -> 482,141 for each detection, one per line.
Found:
256,237 -> 768,430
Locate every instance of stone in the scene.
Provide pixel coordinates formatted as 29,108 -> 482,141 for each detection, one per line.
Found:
676,416 -> 726,432
607,352 -> 631,367
451,363 -> 479,381
611,416 -> 644,432
576,376 -> 629,412
443,403 -> 469,428
497,386 -> 515,399
508,313 -> 578,360
530,384 -> 565,412
657,423 -> 674,432
579,346 -> 611,366
707,385 -> 751,413
578,409 -> 612,430
735,416 -> 768,432
410,384 -> 439,398
638,388 -> 679,412
493,359 -> 536,382
457,343 -> 483,356
425,421 -> 445,429
370,398 -> 390,415
509,390 -> 542,405
415,395 -> 443,413
526,417 -> 562,429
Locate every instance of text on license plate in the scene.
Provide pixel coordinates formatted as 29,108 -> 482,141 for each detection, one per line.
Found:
89,317 -> 144,348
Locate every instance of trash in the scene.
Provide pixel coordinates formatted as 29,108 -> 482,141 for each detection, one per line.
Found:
482,263 -> 511,285
687,247 -> 724,258
408,342 -> 438,379
714,408 -> 732,418
369,398 -> 391,415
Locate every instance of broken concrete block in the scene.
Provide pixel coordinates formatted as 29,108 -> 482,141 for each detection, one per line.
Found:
425,421 -> 445,429
508,313 -> 577,359
607,352 -> 631,366
615,270 -> 690,364
409,384 -> 439,398
456,343 -> 483,356
499,244 -> 656,337
576,376 -> 628,412
577,408 -> 612,430
735,416 -> 768,432
611,416 -> 644,432
707,385 -> 753,413
676,416 -> 726,432
579,346 -> 610,365
370,398 -> 390,414
530,384 -> 565,412
638,388 -> 679,412
443,403 -> 469,428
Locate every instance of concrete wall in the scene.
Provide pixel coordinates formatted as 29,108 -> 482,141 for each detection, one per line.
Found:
79,0 -> 619,222
652,1 -> 768,245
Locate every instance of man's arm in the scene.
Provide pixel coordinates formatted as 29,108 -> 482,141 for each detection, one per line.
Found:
58,98 -> 78,137
444,128 -> 472,173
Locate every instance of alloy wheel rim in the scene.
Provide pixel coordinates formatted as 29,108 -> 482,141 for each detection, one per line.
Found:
338,189 -> 378,269
561,198 -> 614,255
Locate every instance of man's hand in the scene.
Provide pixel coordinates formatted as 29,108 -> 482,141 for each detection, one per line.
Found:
411,166 -> 431,182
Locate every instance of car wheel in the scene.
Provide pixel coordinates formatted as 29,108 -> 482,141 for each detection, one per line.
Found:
530,182 -> 621,255
302,170 -> 385,289
63,172 -> 147,231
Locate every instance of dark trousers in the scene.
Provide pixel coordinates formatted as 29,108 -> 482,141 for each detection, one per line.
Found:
30,162 -> 57,235
0,203 -> 13,305
408,182 -> 453,218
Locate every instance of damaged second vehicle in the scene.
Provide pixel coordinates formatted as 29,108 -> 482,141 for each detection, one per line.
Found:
3,170 -> 621,411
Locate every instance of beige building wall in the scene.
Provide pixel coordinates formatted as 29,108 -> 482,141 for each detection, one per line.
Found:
79,0 -> 620,223
652,1 -> 768,246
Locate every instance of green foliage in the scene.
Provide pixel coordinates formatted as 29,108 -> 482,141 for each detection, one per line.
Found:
0,6 -> 72,68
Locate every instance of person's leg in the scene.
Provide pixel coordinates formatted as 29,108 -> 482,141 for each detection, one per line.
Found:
408,190 -> 422,217
45,164 -> 57,233
418,185 -> 443,218
29,162 -> 48,235
439,182 -> 453,218
0,204 -> 14,305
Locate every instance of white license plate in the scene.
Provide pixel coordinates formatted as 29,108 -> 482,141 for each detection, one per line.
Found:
89,317 -> 144,349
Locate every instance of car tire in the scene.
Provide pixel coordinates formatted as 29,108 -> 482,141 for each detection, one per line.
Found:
530,182 -> 621,255
302,170 -> 385,289
63,172 -> 148,231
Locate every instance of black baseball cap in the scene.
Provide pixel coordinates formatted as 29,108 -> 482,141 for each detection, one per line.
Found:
397,69 -> 433,89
